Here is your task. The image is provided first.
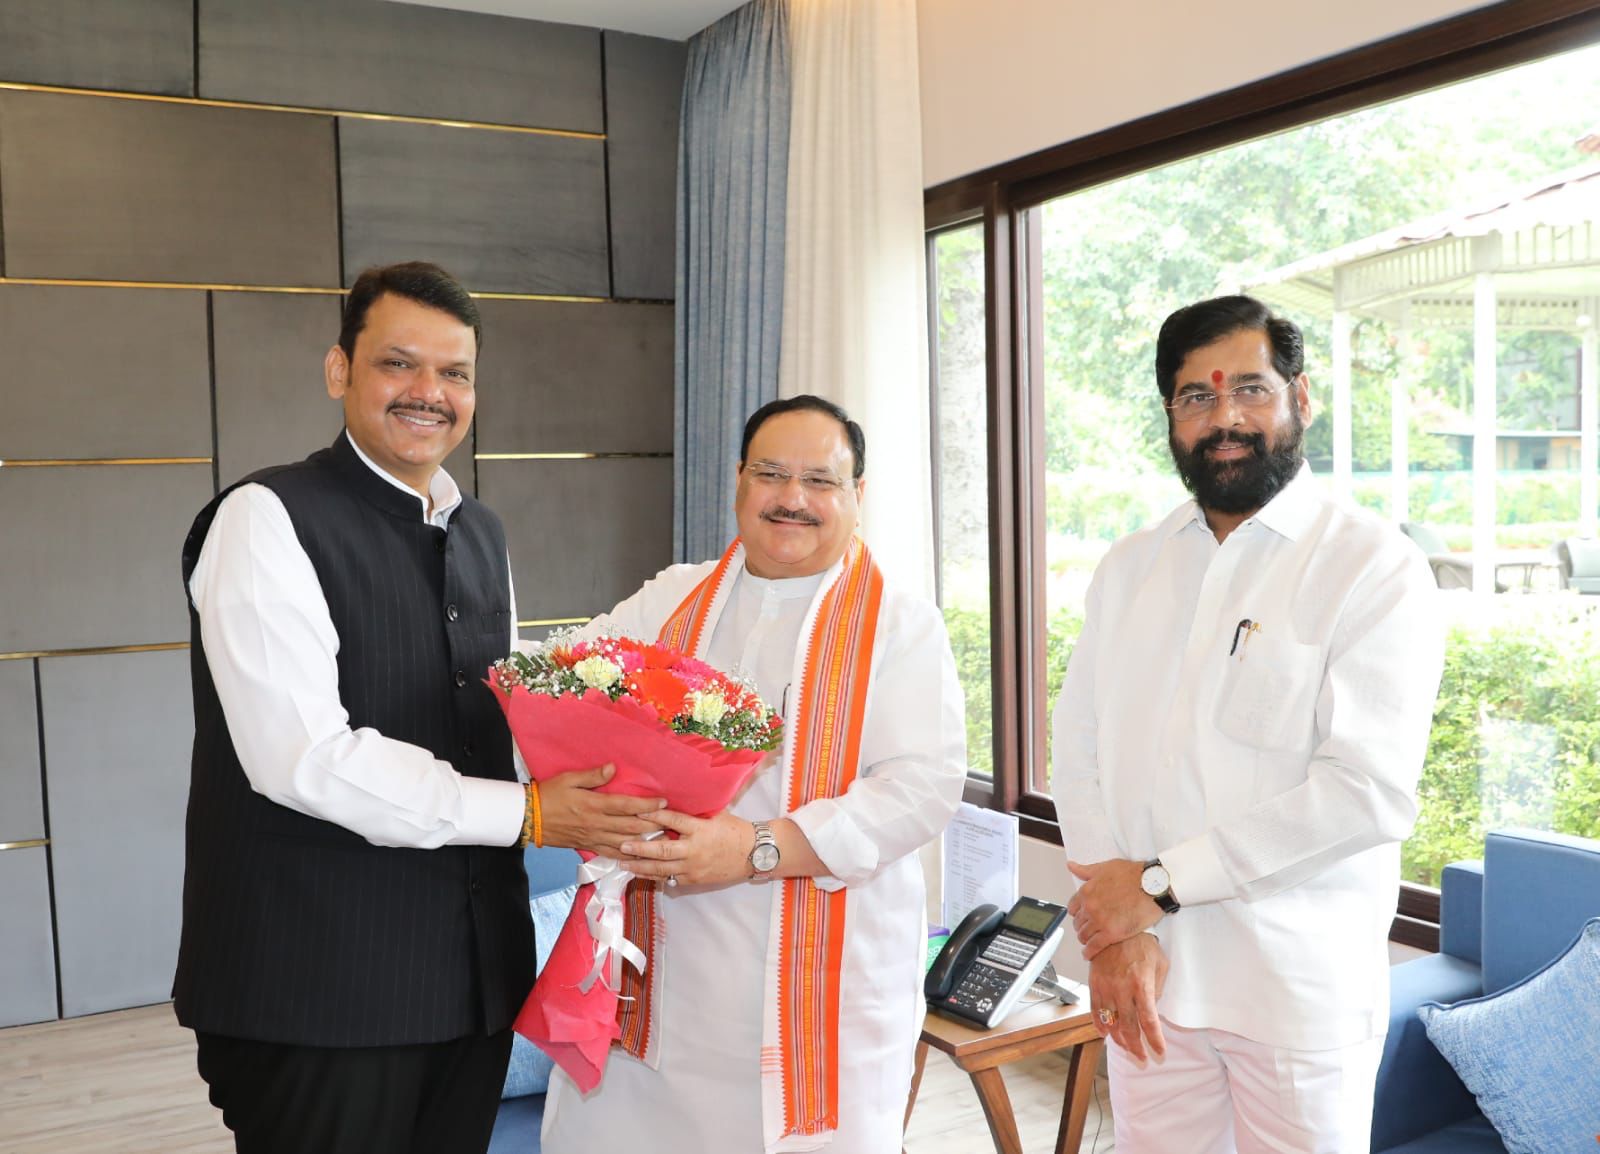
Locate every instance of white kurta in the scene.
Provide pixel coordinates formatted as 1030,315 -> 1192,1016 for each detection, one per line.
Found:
1051,467 -> 1445,1050
541,553 -> 967,1154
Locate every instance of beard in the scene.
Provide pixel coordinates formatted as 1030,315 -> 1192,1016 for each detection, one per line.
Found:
1169,408 -> 1305,515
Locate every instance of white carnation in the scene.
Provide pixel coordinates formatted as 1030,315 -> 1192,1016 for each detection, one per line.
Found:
573,655 -> 622,690
689,690 -> 728,726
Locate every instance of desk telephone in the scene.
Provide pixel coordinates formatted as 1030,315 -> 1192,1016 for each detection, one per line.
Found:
925,897 -> 1070,1028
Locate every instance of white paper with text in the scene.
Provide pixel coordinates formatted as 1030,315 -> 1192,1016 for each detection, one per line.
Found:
941,802 -> 1019,929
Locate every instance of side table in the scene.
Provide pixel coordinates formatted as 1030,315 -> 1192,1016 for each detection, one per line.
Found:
905,995 -> 1105,1154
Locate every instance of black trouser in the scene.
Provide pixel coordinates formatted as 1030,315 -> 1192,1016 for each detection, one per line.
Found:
194,1028 -> 514,1154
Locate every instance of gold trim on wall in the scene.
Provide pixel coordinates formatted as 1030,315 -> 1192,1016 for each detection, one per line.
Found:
0,276 -> 343,294
471,291 -> 609,303
0,457 -> 211,468
477,452 -> 673,461
0,276 -> 611,304
0,839 -> 50,852
0,642 -> 189,662
518,617 -> 592,629
0,81 -> 606,140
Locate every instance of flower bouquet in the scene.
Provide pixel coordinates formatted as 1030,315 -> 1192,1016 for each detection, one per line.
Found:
487,633 -> 782,1092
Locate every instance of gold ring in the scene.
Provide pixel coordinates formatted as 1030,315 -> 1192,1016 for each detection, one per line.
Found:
1097,1007 -> 1117,1026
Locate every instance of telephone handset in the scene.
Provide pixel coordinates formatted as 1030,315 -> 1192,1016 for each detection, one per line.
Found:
925,897 -> 1069,1029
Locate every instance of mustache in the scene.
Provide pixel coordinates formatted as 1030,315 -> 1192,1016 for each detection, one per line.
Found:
1195,429 -> 1264,456
388,400 -> 455,424
761,506 -> 821,526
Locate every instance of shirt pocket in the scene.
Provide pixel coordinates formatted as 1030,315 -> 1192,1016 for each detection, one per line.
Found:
1215,634 -> 1322,754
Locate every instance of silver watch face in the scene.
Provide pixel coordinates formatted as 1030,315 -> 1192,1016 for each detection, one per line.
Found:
1141,864 -> 1170,896
751,843 -> 781,873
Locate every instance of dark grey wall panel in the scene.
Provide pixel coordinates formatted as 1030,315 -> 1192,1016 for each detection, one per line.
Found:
0,91 -> 339,286
604,32 -> 684,301
0,848 -> 57,1027
212,290 -> 475,491
339,117 -> 609,297
0,285 -> 210,460
0,465 -> 213,653
41,649 -> 191,1017
0,661 -> 44,842
480,458 -> 672,619
0,0 -> 193,97
199,0 -> 602,132
475,300 -> 673,453
447,438 -> 477,499
213,292 -> 345,487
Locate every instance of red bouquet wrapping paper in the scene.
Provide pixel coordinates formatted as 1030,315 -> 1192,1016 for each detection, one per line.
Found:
488,637 -> 779,1092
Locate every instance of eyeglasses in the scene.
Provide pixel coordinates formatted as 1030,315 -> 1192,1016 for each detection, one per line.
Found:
746,466 -> 847,493
1165,380 -> 1292,421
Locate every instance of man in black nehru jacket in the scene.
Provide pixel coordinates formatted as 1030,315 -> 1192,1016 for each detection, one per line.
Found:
175,261 -> 663,1154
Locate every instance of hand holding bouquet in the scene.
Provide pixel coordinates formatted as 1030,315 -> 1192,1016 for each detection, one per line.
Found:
488,632 -> 782,1091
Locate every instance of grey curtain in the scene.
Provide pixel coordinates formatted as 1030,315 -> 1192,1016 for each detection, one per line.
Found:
673,0 -> 790,563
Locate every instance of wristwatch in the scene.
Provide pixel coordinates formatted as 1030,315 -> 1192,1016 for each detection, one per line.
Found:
748,821 -> 780,878
1141,859 -> 1181,915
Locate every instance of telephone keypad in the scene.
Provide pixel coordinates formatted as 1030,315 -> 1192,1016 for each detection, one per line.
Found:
953,960 -> 1017,1015
980,930 -> 1035,969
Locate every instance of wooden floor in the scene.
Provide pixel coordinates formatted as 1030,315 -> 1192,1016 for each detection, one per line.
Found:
904,1044 -> 1115,1154
1,1001 -> 1110,1153
0,1004 -> 230,1154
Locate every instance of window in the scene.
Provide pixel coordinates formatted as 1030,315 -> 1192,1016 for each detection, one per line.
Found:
930,223 -> 994,781
926,4 -> 1600,938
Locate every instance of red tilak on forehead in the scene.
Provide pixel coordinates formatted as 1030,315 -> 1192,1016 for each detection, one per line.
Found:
1211,370 -> 1225,385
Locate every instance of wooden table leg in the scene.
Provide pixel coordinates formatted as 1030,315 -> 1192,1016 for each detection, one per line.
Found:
1055,1036 -> 1105,1154
903,1040 -> 930,1131
969,1066 -> 1024,1154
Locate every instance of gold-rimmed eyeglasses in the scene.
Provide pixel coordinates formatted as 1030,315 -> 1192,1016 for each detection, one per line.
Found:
1164,380 -> 1292,421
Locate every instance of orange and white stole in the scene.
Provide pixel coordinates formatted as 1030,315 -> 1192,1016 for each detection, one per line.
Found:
614,535 -> 884,1146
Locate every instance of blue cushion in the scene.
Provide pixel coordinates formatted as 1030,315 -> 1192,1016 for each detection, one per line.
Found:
1419,918 -> 1600,1153
523,845 -> 581,898
501,884 -> 577,1099
1380,1114 -> 1504,1154
1480,829 -> 1600,994
487,1090 -> 545,1154
1372,952 -> 1483,1151
1438,859 -> 1483,965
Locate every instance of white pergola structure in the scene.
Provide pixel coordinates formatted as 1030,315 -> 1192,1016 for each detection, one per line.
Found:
1243,162 -> 1600,594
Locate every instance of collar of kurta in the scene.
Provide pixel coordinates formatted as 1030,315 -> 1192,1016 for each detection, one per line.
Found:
615,536 -> 885,1147
1165,460 -> 1320,543
334,429 -> 463,524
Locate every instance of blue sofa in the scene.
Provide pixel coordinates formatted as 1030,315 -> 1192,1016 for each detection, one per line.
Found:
488,845 -> 581,1154
1371,828 -> 1600,1152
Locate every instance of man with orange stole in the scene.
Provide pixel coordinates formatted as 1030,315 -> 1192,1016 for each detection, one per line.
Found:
539,395 -> 968,1154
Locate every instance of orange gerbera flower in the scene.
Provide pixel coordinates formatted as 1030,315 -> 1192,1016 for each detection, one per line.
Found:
625,668 -> 691,722
642,644 -> 678,670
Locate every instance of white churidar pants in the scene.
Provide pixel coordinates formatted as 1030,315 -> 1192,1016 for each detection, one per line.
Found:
1107,1018 -> 1384,1154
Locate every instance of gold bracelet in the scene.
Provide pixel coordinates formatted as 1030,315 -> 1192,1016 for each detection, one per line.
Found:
530,779 -> 544,849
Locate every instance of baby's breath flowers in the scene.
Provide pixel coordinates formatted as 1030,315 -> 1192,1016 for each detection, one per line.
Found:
490,630 -> 782,753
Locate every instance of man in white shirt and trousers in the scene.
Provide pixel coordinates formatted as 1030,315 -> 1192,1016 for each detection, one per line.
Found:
539,395 -> 968,1154
1052,295 -> 1444,1154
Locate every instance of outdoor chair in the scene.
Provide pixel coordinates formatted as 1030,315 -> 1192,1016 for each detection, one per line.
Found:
1556,537 -> 1600,594
1399,522 -> 1476,591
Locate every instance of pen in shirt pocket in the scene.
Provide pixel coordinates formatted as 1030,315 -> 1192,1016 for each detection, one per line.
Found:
1229,618 -> 1261,658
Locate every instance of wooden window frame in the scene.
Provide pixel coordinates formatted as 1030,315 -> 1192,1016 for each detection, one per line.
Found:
925,0 -> 1600,947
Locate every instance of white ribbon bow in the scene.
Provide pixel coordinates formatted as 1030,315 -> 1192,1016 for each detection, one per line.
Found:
575,855 -> 649,993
